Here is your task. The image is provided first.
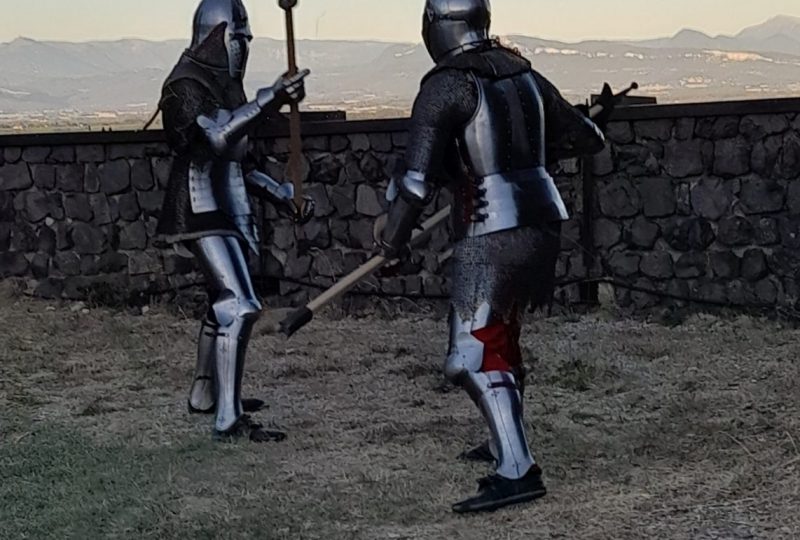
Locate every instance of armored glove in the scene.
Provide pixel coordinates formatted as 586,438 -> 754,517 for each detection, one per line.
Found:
373,213 -> 410,262
288,196 -> 315,225
256,69 -> 310,109
577,83 -> 616,132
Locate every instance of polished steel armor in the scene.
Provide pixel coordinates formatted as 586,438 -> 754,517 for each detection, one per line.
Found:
158,0 -> 313,440
423,0 -> 491,62
191,0 -> 253,78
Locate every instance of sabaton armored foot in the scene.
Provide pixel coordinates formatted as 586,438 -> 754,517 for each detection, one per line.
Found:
452,465 -> 547,514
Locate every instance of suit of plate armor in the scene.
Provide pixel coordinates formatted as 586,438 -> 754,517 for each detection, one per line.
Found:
156,0 -> 312,440
380,0 -> 606,510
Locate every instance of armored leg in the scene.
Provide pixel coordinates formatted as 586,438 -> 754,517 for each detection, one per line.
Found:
193,236 -> 262,434
188,319 -> 218,413
445,303 -> 536,480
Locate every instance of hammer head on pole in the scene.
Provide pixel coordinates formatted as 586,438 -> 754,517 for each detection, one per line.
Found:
278,0 -> 298,10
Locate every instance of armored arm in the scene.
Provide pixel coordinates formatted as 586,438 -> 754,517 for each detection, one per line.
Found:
197,69 -> 310,156
533,71 -> 606,162
378,69 -> 477,257
245,170 -> 314,224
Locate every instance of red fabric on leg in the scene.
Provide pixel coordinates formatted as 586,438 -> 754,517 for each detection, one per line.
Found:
472,320 -> 523,373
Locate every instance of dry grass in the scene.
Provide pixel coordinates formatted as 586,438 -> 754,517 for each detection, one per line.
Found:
1,295 -> 799,539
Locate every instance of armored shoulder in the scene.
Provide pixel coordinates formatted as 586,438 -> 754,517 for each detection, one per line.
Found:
161,78 -> 220,153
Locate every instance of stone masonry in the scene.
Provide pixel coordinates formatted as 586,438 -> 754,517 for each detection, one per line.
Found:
2,97 -> 800,311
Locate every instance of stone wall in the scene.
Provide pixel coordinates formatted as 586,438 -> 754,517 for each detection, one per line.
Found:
590,99 -> 800,310
2,98 -> 800,311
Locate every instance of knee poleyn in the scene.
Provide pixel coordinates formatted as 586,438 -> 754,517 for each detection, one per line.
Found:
212,294 -> 262,328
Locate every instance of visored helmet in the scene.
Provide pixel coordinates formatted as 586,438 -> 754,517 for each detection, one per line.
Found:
422,0 -> 491,63
191,0 -> 253,78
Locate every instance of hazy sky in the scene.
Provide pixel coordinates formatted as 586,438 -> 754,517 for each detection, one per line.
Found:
2,0 -> 800,43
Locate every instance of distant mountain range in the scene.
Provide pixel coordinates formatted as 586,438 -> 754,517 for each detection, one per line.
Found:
1,15 -> 800,117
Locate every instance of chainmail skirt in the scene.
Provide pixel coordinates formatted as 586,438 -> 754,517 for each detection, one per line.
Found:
451,223 -> 562,322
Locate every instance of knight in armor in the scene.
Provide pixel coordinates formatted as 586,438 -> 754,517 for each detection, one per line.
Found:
376,0 -> 609,512
156,0 -> 314,442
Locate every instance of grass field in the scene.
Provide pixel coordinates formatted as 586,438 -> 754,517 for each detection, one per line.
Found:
1,290 -> 799,539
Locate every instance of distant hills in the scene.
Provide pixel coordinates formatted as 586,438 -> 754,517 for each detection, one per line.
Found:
1,15 -> 800,117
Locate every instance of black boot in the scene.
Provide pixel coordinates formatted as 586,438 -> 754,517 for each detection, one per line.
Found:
212,415 -> 286,443
452,465 -> 546,514
458,441 -> 496,463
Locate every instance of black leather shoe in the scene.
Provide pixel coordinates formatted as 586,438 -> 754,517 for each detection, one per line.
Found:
452,465 -> 547,514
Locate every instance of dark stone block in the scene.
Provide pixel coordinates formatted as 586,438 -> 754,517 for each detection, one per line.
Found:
742,249 -> 768,281
714,138 -> 751,177
70,223 -> 107,255
626,216 -> 661,249
49,146 -> 75,163
349,134 -> 370,152
0,252 -> 28,277
115,193 -> 140,221
151,157 -> 172,189
675,252 -> 707,278
0,163 -> 32,191
0,192 -> 12,220
90,194 -> 112,225
31,164 -> 56,189
330,135 -> 349,153
599,178 -> 640,218
640,251 -> 674,279
100,160 -> 131,194
64,194 -> 93,222
696,116 -> 739,139
0,222 -> 11,251
137,191 -> 164,217
359,153 -> 384,183
777,131 -> 800,180
607,251 -> 640,277
303,136 -> 329,152
664,139 -> 706,178
356,184 -> 385,217
606,122 -> 634,144
38,226 -> 56,255
131,160 -> 154,190
739,176 -> 785,215
108,144 -> 145,160
4,147 -> 22,163
76,145 -> 104,163
119,221 -> 148,250
751,135 -> 783,177
305,184 -> 334,217
594,218 -> 621,248
592,146 -> 614,176
96,251 -> 129,274
128,252 -> 161,276
767,250 -> 800,279
330,219 -> 349,244
54,252 -> 81,276
753,217 -> 780,246
674,118 -> 695,140
84,164 -> 100,193
11,222 -> 37,252
754,279 -> 778,305
56,164 -> 84,192
739,114 -> 789,141
370,133 -> 393,153
691,177 -> 733,220
22,146 -> 51,163
330,184 -> 356,218
718,217 -> 754,246
312,154 -> 343,185
348,219 -> 375,249
34,278 -> 64,299
665,217 -> 715,251
31,253 -> 49,278
391,132 -> 407,149
635,119 -> 673,141
640,177 -> 675,217
779,215 -> 800,250
709,251 -> 740,278
301,219 -> 331,249
22,191 -> 63,222
340,157 -> 365,185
